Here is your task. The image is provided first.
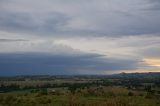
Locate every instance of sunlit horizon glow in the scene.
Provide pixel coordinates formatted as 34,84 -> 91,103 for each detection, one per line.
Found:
144,59 -> 160,67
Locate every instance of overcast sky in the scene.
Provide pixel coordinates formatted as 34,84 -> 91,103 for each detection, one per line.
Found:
0,0 -> 160,75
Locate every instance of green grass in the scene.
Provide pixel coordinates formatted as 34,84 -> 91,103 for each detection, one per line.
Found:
0,87 -> 160,106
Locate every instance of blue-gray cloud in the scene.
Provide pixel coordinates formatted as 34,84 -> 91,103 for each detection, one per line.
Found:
0,53 -> 141,76
0,0 -> 159,75
0,11 -> 71,35
0,0 -> 160,37
0,39 -> 27,42
147,0 -> 160,10
140,47 -> 160,58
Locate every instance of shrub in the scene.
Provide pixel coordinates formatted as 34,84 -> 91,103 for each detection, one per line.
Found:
39,88 -> 48,95
128,91 -> 134,96
138,93 -> 144,96
145,92 -> 153,99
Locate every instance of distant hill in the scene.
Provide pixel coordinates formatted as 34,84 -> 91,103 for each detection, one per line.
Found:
0,72 -> 159,80
109,72 -> 160,79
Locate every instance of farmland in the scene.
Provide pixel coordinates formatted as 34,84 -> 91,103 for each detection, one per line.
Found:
0,72 -> 160,106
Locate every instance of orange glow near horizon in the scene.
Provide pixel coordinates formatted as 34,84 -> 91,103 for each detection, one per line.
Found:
144,58 -> 160,67
122,70 -> 160,73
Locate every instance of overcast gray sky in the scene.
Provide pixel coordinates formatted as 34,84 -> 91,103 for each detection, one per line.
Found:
0,0 -> 160,75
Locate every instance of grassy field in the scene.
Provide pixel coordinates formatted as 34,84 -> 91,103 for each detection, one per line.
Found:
0,86 -> 159,106
0,74 -> 160,106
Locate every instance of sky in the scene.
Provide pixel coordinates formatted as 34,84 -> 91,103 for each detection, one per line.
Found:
0,0 -> 160,75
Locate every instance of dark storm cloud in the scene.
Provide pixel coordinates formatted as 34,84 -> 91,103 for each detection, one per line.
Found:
0,53 -> 140,76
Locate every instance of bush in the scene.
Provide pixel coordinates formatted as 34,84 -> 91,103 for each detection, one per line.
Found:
107,91 -> 116,97
0,96 -> 3,102
39,88 -> 48,95
128,91 -> 134,96
138,93 -> 144,96
145,92 -> 153,99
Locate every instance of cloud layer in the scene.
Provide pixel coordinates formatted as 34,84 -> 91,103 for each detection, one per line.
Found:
0,0 -> 160,37
0,0 -> 159,75
0,53 -> 141,75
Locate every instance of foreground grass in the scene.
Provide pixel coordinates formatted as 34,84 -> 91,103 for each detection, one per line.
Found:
0,87 -> 160,106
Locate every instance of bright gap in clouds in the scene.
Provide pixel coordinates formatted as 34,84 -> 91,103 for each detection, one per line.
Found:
144,59 -> 160,67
